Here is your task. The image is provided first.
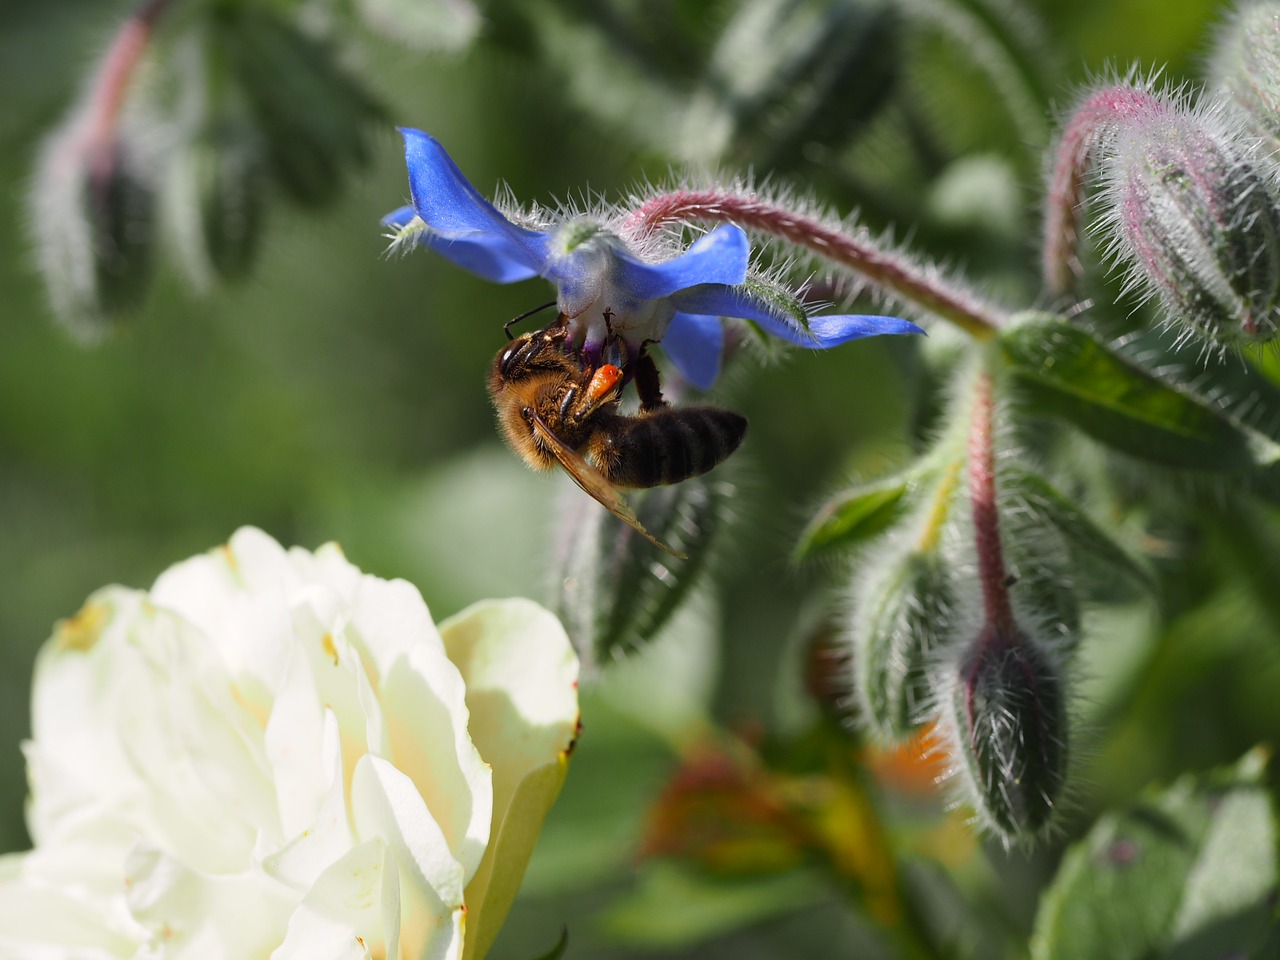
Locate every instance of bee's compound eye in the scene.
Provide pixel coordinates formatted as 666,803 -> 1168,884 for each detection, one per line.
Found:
498,343 -> 521,375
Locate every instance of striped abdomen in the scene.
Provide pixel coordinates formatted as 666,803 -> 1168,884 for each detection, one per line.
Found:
587,407 -> 747,488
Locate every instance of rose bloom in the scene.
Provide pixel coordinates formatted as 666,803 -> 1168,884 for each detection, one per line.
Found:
0,528 -> 580,959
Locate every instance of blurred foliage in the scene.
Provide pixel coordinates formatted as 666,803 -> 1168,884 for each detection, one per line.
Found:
3,0 -> 1280,957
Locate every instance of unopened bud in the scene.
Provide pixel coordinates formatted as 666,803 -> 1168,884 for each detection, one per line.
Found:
169,122 -> 266,286
1102,107 -> 1280,344
30,126 -> 156,339
850,545 -> 957,742
1001,488 -> 1081,656
1209,2 -> 1280,150
551,478 -> 727,672
942,622 -> 1068,843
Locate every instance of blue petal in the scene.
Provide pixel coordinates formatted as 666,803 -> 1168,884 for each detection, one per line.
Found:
383,204 -> 415,227
416,232 -> 544,284
381,203 -> 541,284
611,225 -> 749,300
670,284 -> 924,346
792,313 -> 926,346
400,128 -> 550,279
662,312 -> 725,389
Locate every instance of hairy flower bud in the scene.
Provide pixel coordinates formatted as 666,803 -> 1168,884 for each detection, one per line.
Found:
551,478 -> 728,672
1101,106 -> 1280,344
850,544 -> 957,742
29,127 -> 157,339
941,622 -> 1068,843
169,121 -> 266,286
1210,2 -> 1280,150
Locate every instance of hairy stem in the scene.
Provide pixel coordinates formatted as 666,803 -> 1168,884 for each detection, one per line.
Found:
967,368 -> 1014,634
623,190 -> 1006,340
80,0 -> 172,176
1041,83 -> 1172,296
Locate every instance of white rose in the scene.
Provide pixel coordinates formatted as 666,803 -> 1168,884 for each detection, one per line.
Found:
0,527 -> 580,959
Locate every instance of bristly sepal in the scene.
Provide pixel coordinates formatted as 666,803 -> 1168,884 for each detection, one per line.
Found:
938,620 -> 1070,846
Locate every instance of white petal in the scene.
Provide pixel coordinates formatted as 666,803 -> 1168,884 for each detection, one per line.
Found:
261,711 -> 355,892
289,541 -> 363,606
18,803 -> 136,893
350,755 -> 466,959
287,604 -> 386,792
26,589 -> 143,840
440,598 -> 579,804
271,839 -> 389,960
438,598 -> 580,960
110,609 -> 275,871
263,644 -> 330,840
380,643 -> 492,880
124,841 -> 294,957
350,756 -> 464,905
346,574 -> 446,687
0,850 -> 143,958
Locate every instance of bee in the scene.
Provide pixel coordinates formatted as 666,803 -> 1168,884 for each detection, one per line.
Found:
488,320 -> 747,556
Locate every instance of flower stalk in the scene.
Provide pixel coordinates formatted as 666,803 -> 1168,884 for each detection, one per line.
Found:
1041,83 -> 1171,296
967,368 -> 1014,635
622,189 -> 1007,340
81,0 -> 172,173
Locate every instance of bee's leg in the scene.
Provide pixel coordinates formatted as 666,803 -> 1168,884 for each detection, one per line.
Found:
563,363 -> 623,426
504,301 -> 558,340
634,349 -> 667,412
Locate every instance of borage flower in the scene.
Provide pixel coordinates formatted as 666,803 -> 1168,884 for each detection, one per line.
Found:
384,129 -> 922,389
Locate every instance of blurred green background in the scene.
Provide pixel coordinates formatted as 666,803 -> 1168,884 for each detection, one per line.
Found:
3,0 -> 1276,956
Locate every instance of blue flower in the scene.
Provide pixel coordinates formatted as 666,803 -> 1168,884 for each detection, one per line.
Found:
386,128 -> 923,389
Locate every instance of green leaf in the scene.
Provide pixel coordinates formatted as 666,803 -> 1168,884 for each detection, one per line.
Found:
1006,467 -> 1156,593
355,0 -> 480,52
1001,314 -> 1280,470
499,0 -> 694,156
598,864 -> 826,948
852,545 -> 956,739
795,467 -> 920,561
680,0 -> 900,164
214,7 -> 384,206
527,927 -> 569,960
1031,748 -> 1279,960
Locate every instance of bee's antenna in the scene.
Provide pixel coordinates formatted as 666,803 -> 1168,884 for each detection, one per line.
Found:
504,301 -> 557,339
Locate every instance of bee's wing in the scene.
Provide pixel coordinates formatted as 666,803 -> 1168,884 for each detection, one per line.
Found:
529,411 -> 688,560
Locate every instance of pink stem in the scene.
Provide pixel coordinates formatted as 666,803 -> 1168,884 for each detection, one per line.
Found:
1041,83 -> 1172,296
622,191 -> 1006,340
81,0 -> 172,177
967,370 -> 1014,635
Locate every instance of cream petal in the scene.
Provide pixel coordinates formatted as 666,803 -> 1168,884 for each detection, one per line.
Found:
19,804 -> 137,893
0,876 -> 140,959
290,541 -> 364,606
109,608 -> 276,871
350,755 -> 469,958
438,599 -> 579,960
287,600 -> 387,785
26,588 -> 144,840
271,839 -> 391,960
380,643 -> 492,880
262,711 -> 355,893
124,842 -> 294,957
350,755 -> 465,907
152,530 -> 324,702
263,644 -> 330,840
345,574 -> 446,688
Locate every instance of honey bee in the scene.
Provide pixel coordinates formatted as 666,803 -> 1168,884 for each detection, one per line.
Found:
488,320 -> 747,557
